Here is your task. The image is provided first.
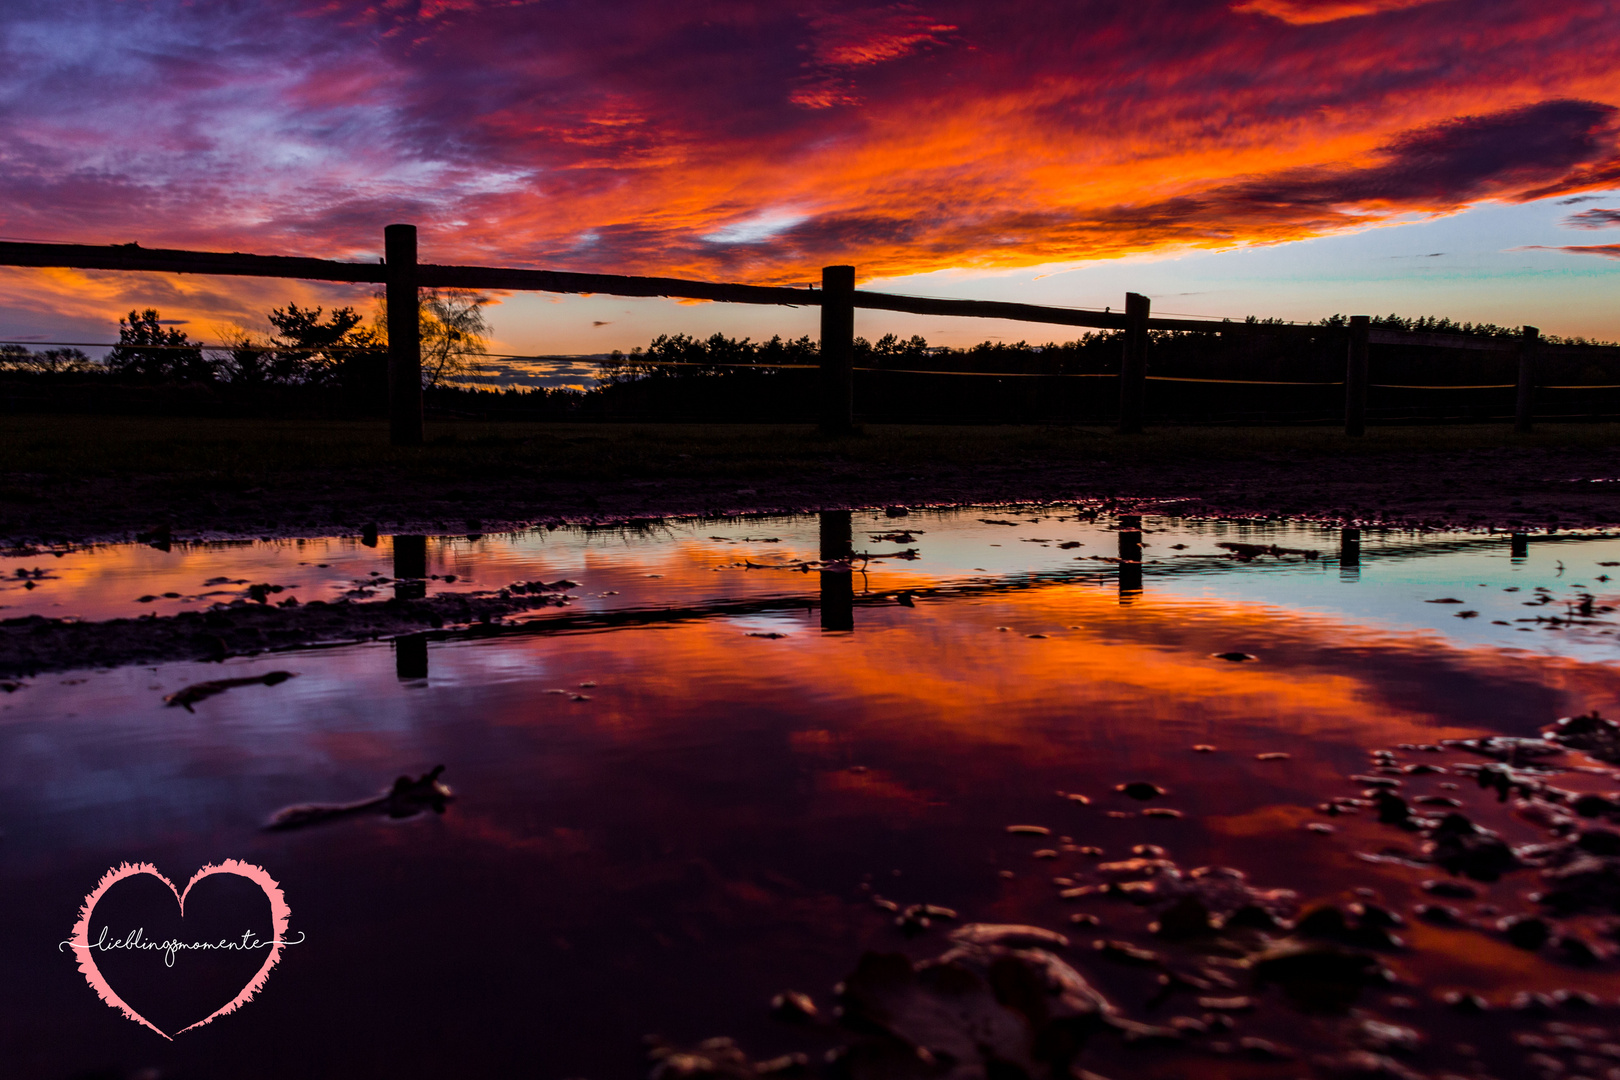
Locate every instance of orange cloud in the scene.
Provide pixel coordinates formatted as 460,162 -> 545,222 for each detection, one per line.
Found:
1231,0 -> 1445,24
0,0 -> 1615,336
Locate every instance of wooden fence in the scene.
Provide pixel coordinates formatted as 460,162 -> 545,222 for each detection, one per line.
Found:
0,224 -> 1608,442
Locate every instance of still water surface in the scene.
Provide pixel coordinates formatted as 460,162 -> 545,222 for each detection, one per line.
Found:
4,508 -> 1620,1078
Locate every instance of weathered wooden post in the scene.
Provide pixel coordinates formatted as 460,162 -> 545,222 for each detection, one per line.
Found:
819,265 -> 855,432
1510,532 -> 1529,560
1118,293 -> 1150,434
1345,316 -> 1369,437
385,223 -> 422,446
1515,325 -> 1540,434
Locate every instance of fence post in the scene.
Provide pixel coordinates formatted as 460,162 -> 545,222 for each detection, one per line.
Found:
1118,292 -> 1150,433
1345,316 -> 1369,437
385,223 -> 422,446
820,265 -> 855,432
1516,325 -> 1539,433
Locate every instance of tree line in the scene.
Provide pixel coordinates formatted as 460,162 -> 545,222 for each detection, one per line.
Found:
0,289 -> 491,387
595,315 -> 1614,382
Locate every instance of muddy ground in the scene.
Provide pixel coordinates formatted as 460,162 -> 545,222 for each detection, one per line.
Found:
5,442 -> 1620,547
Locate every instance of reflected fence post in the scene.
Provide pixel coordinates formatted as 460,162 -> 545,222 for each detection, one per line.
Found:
395,633 -> 429,681
1118,513 -> 1143,604
819,510 -> 855,631
1511,532 -> 1530,561
393,534 -> 428,600
1339,527 -> 1361,582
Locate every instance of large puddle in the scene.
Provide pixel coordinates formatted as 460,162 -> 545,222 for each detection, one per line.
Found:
6,509 -> 1620,1078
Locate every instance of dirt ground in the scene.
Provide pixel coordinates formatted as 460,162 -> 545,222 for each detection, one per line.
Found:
3,427 -> 1619,547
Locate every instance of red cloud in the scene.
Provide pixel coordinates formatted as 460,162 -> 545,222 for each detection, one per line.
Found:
0,0 -> 1615,334
1231,0 -> 1446,24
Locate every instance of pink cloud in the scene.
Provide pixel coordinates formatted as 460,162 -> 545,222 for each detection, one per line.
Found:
0,0 -> 1615,335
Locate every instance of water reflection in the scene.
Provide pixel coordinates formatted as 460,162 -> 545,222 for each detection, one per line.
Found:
6,509 -> 1620,1077
1339,526 -> 1361,582
819,510 -> 854,632
1117,513 -> 1142,604
392,534 -> 427,600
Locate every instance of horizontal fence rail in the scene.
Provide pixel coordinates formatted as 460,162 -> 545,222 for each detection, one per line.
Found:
0,240 -> 1328,333
0,231 -> 1612,440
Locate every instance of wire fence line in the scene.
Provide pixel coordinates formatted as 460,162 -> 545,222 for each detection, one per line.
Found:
1,231 -> 1616,439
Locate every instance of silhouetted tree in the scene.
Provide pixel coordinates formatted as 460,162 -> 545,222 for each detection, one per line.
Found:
268,304 -> 380,385
372,289 -> 491,388
107,309 -> 211,381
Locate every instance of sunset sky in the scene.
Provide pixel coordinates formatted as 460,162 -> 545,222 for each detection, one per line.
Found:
2,0 -> 1618,358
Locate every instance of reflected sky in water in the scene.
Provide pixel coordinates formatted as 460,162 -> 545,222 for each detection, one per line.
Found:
4,509 -> 1620,1078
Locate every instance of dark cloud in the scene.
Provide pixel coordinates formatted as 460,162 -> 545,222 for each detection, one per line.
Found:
1214,101 -> 1619,214
1562,208 -> 1620,229
1525,244 -> 1620,259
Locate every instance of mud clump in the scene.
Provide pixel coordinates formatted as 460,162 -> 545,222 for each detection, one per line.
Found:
1426,813 -> 1520,882
265,765 -> 454,831
834,924 -> 1116,1077
1545,711 -> 1620,764
164,670 -> 295,711
0,584 -> 578,678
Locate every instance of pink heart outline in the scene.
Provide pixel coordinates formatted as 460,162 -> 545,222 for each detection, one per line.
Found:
63,860 -> 293,1040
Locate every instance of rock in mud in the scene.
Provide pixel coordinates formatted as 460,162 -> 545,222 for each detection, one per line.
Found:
1420,878 -> 1477,899
1442,735 -> 1564,766
1425,813 -> 1521,882
947,924 -> 1069,951
836,940 -> 1113,1077
1536,854 -> 1620,915
769,991 -> 819,1024
646,1036 -> 792,1079
1498,914 -> 1551,950
1546,711 -> 1620,764
1116,782 -> 1164,801
1251,943 -> 1386,1013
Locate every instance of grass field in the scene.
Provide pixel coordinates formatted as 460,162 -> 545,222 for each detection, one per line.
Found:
4,415 -> 1618,542
7,415 -> 1620,484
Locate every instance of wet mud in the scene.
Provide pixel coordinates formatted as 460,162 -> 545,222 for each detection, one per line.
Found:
0,585 -> 573,677
646,714 -> 1620,1080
